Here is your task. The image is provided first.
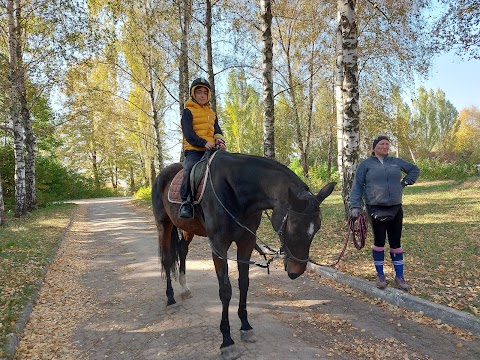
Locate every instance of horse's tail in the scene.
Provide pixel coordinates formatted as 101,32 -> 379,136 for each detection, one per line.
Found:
159,224 -> 180,279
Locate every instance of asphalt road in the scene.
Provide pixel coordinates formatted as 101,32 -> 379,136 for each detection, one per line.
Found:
11,197 -> 480,360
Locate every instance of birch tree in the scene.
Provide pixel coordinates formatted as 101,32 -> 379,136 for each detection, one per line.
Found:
336,0 -> 359,212
432,0 -> 480,59
7,0 -> 26,217
261,0 -> 275,159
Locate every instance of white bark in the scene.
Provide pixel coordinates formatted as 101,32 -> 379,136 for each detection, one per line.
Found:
337,0 -> 360,213
335,9 -> 344,181
261,0 -> 275,159
8,0 -> 27,217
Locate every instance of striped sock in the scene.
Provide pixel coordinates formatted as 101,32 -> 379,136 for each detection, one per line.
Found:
372,246 -> 385,276
390,248 -> 404,279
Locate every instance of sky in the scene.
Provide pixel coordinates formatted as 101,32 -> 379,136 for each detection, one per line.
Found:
417,51 -> 480,111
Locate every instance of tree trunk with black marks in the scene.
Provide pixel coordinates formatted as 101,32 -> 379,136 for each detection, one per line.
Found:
261,0 -> 275,159
337,0 -> 360,215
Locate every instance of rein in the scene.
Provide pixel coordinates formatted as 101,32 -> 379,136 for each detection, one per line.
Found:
206,165 -> 283,272
204,157 -> 365,270
308,213 -> 367,267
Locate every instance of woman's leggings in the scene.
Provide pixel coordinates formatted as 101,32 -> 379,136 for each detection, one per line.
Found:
370,206 -> 403,249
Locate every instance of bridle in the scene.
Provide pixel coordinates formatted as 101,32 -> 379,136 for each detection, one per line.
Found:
206,162 -> 321,269
205,158 -> 363,270
274,207 -> 320,264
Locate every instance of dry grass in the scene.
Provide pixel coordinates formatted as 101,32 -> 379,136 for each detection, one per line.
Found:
0,204 -> 76,358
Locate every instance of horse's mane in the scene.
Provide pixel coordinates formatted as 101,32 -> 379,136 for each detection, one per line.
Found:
222,152 -> 309,190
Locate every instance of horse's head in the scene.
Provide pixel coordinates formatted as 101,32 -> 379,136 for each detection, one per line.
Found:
271,182 -> 336,279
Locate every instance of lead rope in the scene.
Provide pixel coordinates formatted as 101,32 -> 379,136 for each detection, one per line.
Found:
309,213 -> 367,267
205,162 -> 283,273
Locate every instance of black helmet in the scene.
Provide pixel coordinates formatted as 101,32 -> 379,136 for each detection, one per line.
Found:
190,77 -> 211,98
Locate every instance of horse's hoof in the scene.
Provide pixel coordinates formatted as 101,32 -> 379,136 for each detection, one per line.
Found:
240,329 -> 257,343
221,344 -> 241,360
181,289 -> 192,299
166,298 -> 176,306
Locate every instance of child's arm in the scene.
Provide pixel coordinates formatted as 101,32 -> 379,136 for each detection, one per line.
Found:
181,109 -> 208,148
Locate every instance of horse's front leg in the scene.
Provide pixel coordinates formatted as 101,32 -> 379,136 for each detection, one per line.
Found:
212,254 -> 240,360
237,242 -> 257,343
179,231 -> 194,299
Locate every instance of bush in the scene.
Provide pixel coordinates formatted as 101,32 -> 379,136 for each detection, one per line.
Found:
416,158 -> 476,181
1,151 -> 121,211
133,186 -> 151,202
289,159 -> 340,191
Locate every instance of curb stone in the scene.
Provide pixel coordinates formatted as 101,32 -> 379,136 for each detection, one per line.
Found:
308,263 -> 480,336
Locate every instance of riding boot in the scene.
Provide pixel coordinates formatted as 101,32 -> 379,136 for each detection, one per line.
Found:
179,195 -> 193,218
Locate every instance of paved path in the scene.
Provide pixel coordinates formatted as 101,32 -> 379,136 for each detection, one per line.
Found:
13,198 -> 480,360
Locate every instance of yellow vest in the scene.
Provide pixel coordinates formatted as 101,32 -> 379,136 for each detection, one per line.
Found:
183,98 -> 216,151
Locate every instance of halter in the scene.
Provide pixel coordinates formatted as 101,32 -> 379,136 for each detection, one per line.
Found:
275,207 -> 320,264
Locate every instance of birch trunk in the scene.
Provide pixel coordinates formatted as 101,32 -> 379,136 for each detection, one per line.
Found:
261,0 -> 275,159
16,0 -> 36,211
335,4 -> 344,186
338,0 -> 360,214
206,0 -> 217,112
8,0 -> 26,217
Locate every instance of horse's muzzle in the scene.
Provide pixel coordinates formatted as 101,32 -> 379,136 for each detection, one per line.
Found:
285,259 -> 306,279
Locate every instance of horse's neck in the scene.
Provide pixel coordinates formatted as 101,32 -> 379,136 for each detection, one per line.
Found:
233,165 -> 299,212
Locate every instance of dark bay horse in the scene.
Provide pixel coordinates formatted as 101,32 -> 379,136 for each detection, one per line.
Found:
152,151 -> 335,359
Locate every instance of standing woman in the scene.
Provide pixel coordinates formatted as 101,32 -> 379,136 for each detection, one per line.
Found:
349,136 -> 420,290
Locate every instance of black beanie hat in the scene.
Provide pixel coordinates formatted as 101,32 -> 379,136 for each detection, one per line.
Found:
372,135 -> 389,149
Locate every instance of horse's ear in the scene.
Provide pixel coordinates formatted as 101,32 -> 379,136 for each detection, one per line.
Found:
315,182 -> 336,204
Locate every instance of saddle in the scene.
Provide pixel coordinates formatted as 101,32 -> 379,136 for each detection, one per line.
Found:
167,150 -> 219,205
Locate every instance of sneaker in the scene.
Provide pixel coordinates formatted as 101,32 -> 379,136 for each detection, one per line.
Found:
179,202 -> 193,218
376,275 -> 387,289
394,276 -> 410,291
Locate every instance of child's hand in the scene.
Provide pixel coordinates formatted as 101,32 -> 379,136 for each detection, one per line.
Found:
205,141 -> 215,150
215,138 -> 226,150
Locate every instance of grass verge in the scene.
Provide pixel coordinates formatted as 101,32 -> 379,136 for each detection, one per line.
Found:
0,203 -> 77,358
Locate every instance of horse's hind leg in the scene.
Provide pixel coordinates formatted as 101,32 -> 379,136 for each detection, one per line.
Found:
157,221 -> 178,306
179,231 -> 194,299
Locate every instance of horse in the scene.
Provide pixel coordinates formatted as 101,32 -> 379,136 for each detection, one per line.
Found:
152,150 -> 335,360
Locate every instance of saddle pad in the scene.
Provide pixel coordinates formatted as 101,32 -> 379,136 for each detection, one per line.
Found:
167,169 -> 207,205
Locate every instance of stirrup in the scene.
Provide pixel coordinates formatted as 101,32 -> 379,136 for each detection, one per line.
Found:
179,202 -> 193,218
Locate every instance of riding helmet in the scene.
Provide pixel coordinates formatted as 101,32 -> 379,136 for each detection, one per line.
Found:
190,77 -> 211,100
